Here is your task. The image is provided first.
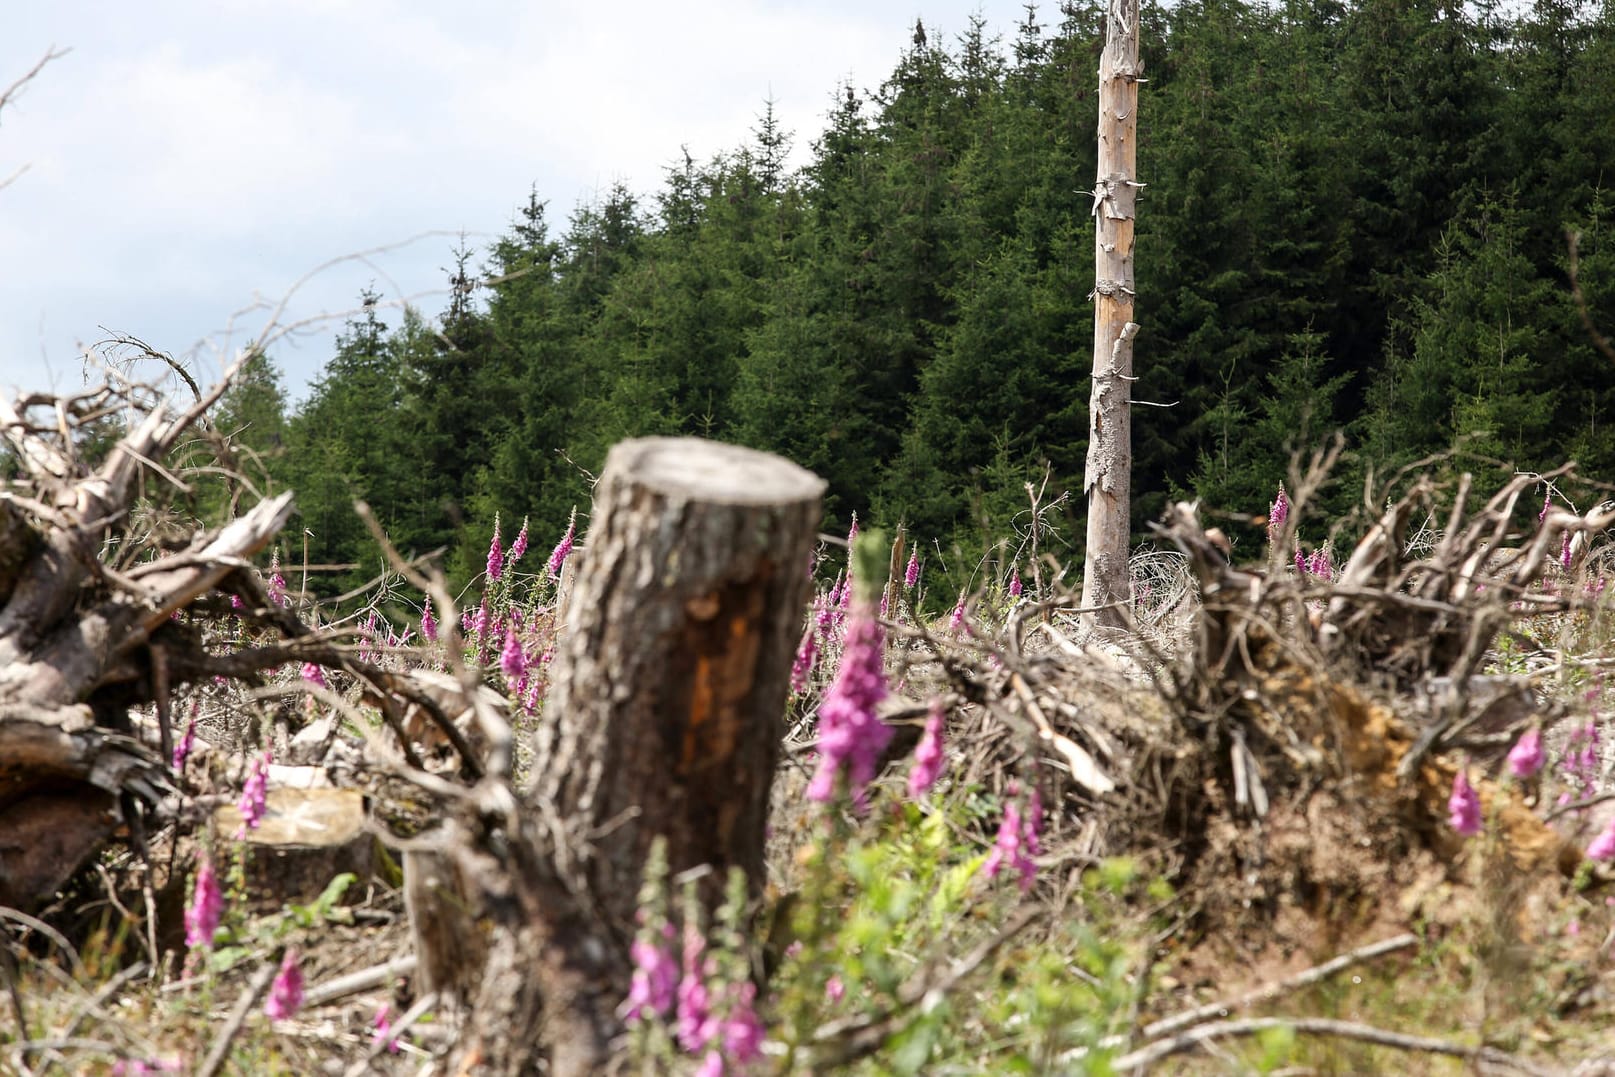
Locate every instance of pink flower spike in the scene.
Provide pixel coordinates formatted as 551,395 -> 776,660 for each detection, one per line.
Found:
806,607 -> 892,810
694,1052 -> 724,1077
486,514 -> 505,581
676,924 -> 716,1052
509,516 -> 530,564
1507,727 -> 1544,779
548,510 -> 577,578
846,511 -> 859,553
237,752 -> 270,836
790,618 -> 819,695
500,625 -> 527,681
1539,490 -> 1552,523
264,949 -> 304,1021
907,699 -> 946,798
825,975 -> 846,1002
623,937 -> 677,1021
721,981 -> 765,1063
904,551 -> 920,590
1009,571 -> 1023,598
421,603 -> 437,642
185,856 -> 224,948
949,592 -> 966,633
172,707 -> 198,771
1588,818 -> 1615,861
1448,768 -> 1482,837
371,1004 -> 401,1053
300,662 -> 327,690
1268,482 -> 1290,543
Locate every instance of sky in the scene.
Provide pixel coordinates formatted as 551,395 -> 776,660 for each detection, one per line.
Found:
2,1 -> 1036,403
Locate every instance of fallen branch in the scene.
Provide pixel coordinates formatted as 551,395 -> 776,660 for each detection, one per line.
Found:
1140,932 -> 1419,1040
1107,1015 -> 1555,1074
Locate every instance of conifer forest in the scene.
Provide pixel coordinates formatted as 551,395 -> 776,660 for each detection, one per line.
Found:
218,0 -> 1615,598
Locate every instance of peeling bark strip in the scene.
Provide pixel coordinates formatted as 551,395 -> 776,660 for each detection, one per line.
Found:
1082,0 -> 1144,631
460,437 -> 824,1075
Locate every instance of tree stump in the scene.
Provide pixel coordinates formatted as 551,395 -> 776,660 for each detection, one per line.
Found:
458,436 -> 824,1075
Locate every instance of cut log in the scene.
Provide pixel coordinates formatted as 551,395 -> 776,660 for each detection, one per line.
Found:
454,436 -> 825,1075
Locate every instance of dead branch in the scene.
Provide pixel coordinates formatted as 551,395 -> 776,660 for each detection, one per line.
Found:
1107,1015 -> 1555,1074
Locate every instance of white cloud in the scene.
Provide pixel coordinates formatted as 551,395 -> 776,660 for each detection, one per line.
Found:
1,0 -> 1032,396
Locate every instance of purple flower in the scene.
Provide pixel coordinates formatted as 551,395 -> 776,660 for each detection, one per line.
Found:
1562,531 -> 1574,570
264,949 -> 304,1021
371,1003 -> 401,1053
695,1052 -> 724,1077
846,512 -> 859,555
1448,769 -> 1482,837
500,625 -> 527,681
509,516 -> 530,564
185,856 -> 224,948
267,552 -> 287,608
904,551 -> 920,590
1009,571 -> 1023,598
1294,547 -> 1308,575
806,609 -> 892,809
237,751 -> 270,836
676,924 -> 716,1052
1026,787 -> 1044,858
548,511 -> 577,578
983,793 -> 1037,892
948,593 -> 967,634
1539,491 -> 1552,523
907,699 -> 946,798
1507,727 -> 1544,779
172,707 -> 198,771
721,981 -> 765,1064
1588,818 -> 1615,861
624,933 -> 678,1021
825,976 -> 845,1002
1308,546 -> 1334,580
1268,482 -> 1290,544
300,662 -> 327,690
487,514 -> 505,581
421,603 -> 437,642
790,614 -> 819,695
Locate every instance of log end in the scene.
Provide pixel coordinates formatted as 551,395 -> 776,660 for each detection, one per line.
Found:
606,437 -> 826,506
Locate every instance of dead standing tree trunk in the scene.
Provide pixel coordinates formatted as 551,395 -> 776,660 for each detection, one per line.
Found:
1082,0 -> 1143,633
454,437 -> 825,1075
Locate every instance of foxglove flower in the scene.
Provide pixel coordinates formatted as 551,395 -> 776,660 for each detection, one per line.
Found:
500,625 -> 527,681
1268,482 -> 1290,545
371,1004 -> 401,1053
695,1053 -> 723,1077
301,662 -> 326,690
907,699 -> 946,798
623,929 -> 677,1021
267,551 -> 287,608
825,976 -> 845,1002
1507,727 -> 1544,779
806,608 -> 892,809
237,751 -> 270,836
486,514 -> 505,581
172,707 -> 198,771
790,617 -> 819,695
904,551 -> 920,590
264,949 -> 304,1020
948,593 -> 967,633
185,856 -> 224,948
509,516 -> 530,564
676,924 -> 716,1052
845,512 -> 859,557
1539,491 -> 1552,523
1448,768 -> 1482,837
420,603 -> 437,642
548,510 -> 577,578
722,981 -> 765,1064
1294,547 -> 1308,575
1308,546 -> 1334,580
1009,572 -> 1023,598
1588,818 -> 1615,861
983,792 -> 1037,892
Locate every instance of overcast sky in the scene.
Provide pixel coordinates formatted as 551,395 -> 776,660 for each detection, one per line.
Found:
2,1 -> 1037,403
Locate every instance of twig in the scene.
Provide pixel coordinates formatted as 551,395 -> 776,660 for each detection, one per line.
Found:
196,958 -> 278,1077
341,990 -> 437,1077
1140,933 -> 1418,1040
0,908 -> 85,980
61,961 -> 149,1040
1106,1015 -> 1555,1074
303,955 -> 418,1009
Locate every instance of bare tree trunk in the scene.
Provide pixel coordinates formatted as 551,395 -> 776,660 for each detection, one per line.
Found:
1082,0 -> 1143,633
455,437 -> 825,1075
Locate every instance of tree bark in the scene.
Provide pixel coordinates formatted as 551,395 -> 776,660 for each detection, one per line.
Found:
1082,0 -> 1143,633
457,436 -> 825,1075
